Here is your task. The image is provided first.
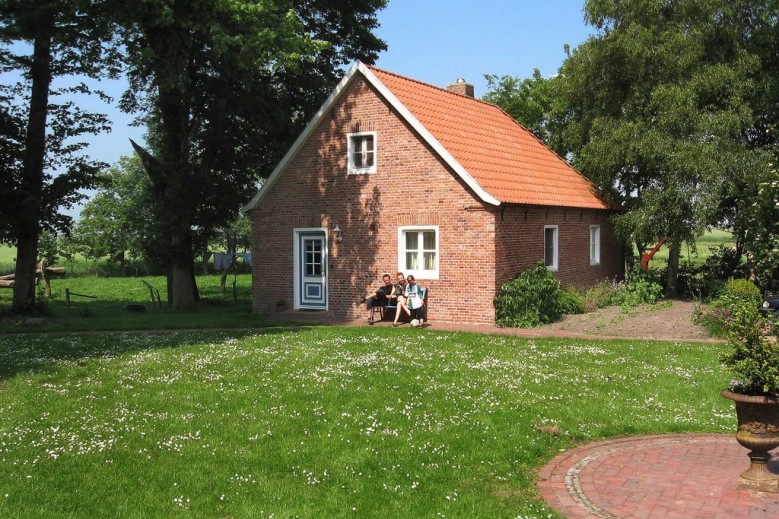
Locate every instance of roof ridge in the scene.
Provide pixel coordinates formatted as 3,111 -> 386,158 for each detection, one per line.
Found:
367,64 -> 607,210
369,64 -> 604,204
366,64 -> 501,109
243,61 -> 609,213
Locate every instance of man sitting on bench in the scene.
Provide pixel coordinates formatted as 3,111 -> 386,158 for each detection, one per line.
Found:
359,273 -> 395,324
393,274 -> 425,326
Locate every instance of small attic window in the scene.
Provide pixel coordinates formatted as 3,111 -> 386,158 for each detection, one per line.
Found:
348,131 -> 376,174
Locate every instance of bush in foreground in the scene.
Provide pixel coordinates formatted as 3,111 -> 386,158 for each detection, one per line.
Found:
699,278 -> 763,337
611,270 -> 663,308
584,279 -> 620,308
494,261 -> 584,327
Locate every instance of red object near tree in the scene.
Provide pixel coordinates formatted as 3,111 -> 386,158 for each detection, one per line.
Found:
641,238 -> 667,270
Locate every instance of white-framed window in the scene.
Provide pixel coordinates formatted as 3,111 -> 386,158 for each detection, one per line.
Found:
544,225 -> 558,271
398,226 -> 439,279
590,225 -> 601,265
347,131 -> 376,174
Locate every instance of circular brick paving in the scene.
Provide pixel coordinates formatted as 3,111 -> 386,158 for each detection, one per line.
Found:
538,434 -> 779,518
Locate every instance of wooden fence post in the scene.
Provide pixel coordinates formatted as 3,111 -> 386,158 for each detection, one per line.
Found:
39,259 -> 52,299
141,281 -> 162,308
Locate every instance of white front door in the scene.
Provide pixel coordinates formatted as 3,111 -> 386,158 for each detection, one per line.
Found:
294,229 -> 327,309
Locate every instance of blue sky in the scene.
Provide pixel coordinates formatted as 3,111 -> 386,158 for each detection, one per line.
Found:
4,1 -> 596,217
86,0 -> 596,169
374,0 -> 593,97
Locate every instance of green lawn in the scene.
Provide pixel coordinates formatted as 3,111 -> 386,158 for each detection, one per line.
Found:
0,274 -> 301,333
0,328 -> 733,518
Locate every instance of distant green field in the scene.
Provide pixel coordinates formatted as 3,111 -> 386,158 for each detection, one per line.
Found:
0,244 -> 249,277
638,229 -> 735,267
0,245 -> 144,277
0,244 -> 14,274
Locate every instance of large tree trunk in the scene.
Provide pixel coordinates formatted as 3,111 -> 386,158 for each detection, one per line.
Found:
170,264 -> 196,308
133,6 -> 210,310
12,15 -> 53,313
132,142 -> 201,309
12,234 -> 39,310
168,225 -> 198,309
665,238 -> 681,298
131,139 -> 200,310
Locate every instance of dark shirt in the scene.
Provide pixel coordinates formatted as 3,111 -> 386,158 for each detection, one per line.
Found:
394,282 -> 407,296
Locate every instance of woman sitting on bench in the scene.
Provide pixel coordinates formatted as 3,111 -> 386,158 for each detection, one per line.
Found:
393,275 -> 424,326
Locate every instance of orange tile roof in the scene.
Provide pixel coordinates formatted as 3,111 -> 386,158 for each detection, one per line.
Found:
369,66 -> 608,209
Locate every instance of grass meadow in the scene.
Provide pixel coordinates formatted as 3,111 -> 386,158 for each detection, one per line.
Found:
0,244 -> 14,274
0,233 -> 739,517
0,327 -> 732,518
0,274 -> 292,333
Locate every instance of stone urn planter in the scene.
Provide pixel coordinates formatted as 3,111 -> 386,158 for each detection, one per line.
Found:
721,389 -> 779,492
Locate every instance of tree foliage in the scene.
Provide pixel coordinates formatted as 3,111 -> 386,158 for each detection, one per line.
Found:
0,0 -> 119,311
735,146 -> 779,286
115,0 -> 386,309
573,1 -> 778,294
72,155 -> 159,273
0,97 -> 25,245
71,154 -> 257,277
483,69 -> 570,156
486,0 -> 777,295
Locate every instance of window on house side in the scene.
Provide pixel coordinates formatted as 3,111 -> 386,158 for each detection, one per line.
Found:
347,132 -> 376,174
399,227 -> 438,279
544,225 -> 558,271
590,225 -> 601,265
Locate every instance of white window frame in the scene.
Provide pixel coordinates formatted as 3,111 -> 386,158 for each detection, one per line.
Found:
590,225 -> 601,265
544,225 -> 558,271
347,131 -> 377,174
398,226 -> 439,280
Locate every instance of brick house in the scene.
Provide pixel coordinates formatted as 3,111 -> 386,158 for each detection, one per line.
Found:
242,62 -> 623,324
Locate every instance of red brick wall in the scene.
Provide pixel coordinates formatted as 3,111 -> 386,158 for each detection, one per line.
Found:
249,75 -> 498,324
494,206 -> 623,290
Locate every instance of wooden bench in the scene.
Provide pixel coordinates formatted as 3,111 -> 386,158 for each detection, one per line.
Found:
371,287 -> 428,324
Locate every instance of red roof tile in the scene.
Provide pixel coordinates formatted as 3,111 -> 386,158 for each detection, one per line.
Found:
369,66 -> 608,209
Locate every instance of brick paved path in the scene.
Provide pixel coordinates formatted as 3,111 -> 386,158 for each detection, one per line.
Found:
538,434 -> 779,518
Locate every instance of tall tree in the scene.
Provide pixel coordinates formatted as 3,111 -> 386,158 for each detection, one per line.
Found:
735,148 -> 779,286
483,69 -> 570,156
118,0 -> 386,309
0,98 -> 25,245
715,0 -> 779,285
0,0 -> 119,312
72,155 -> 159,274
560,0 -> 766,296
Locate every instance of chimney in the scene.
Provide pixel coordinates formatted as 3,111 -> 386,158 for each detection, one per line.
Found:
447,78 -> 474,98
